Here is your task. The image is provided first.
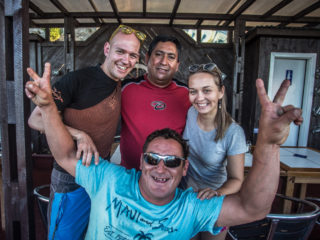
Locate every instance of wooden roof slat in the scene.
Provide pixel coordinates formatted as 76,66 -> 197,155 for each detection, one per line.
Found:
169,0 -> 181,26
223,0 -> 256,26
262,0 -> 293,18
50,0 -> 69,14
88,0 -> 102,25
109,0 -> 121,24
29,1 -> 45,17
217,0 -> 241,27
143,0 -> 146,16
28,12 -> 320,24
195,19 -> 203,28
278,0 -> 320,27
25,0 -> 320,29
49,0 -> 81,25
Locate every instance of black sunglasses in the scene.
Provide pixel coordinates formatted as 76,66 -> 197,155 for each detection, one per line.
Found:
188,63 -> 226,81
143,152 -> 185,168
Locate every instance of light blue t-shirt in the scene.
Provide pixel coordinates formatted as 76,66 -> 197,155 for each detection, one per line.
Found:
76,159 -> 224,239
182,106 -> 246,190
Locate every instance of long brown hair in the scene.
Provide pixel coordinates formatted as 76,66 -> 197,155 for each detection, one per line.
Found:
189,71 -> 233,142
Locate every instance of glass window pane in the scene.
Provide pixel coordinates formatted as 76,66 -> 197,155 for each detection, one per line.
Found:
183,29 -> 197,42
49,28 -> 64,42
75,27 -> 100,41
201,30 -> 228,43
29,28 -> 46,39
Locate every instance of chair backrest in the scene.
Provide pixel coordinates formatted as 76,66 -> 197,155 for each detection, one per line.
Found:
33,185 -> 50,233
228,194 -> 320,240
228,218 -> 272,240
305,197 -> 320,225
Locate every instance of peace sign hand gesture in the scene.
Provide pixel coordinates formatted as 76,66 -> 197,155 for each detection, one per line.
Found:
25,62 -> 53,107
256,79 -> 303,146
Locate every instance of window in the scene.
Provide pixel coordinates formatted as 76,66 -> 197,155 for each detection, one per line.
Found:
50,28 -> 63,42
201,30 -> 228,43
183,29 -> 197,42
182,29 -> 229,45
75,27 -> 99,41
29,28 -> 46,39
30,27 -> 100,42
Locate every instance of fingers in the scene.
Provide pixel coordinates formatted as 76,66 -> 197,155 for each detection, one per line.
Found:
256,79 -> 270,107
294,114 -> 303,126
84,152 -> 93,167
273,80 -> 290,105
79,148 -> 92,166
282,107 -> 303,126
25,81 -> 52,106
25,81 -> 41,95
27,62 -> 51,87
76,148 -> 82,160
77,139 -> 99,166
25,84 -> 35,99
26,67 -> 41,83
197,188 -> 220,200
94,152 -> 100,165
42,62 -> 51,81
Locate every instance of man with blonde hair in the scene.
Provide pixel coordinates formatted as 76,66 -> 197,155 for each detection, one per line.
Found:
27,25 -> 145,239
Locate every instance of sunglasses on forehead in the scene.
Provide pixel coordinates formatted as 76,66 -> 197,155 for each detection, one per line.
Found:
143,152 -> 185,168
110,24 -> 146,42
188,63 -> 226,81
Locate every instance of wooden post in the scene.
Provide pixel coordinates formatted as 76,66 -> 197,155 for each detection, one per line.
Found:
64,17 -> 75,73
0,0 -> 34,239
232,18 -> 246,123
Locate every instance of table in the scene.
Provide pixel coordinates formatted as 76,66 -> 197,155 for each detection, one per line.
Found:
245,147 -> 320,213
279,147 -> 320,213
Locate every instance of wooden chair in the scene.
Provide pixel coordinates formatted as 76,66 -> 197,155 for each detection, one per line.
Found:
228,194 -> 320,240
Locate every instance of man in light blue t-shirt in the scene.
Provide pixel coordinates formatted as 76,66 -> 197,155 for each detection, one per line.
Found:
25,64 -> 303,239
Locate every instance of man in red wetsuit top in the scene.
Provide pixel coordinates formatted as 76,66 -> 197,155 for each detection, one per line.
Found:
120,35 -> 191,170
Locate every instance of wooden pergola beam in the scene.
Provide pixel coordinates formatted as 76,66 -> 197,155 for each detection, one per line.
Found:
261,0 -> 293,18
109,0 -> 121,24
278,1 -> 320,27
223,0 -> 256,27
1,0 -> 34,239
169,0 -> 181,26
28,12 -> 320,24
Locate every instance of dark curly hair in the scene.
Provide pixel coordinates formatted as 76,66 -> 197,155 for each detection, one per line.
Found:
143,128 -> 189,159
147,35 -> 182,62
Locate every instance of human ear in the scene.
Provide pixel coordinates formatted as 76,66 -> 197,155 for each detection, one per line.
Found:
103,42 -> 111,57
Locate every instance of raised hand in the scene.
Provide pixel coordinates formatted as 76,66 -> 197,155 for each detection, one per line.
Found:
25,62 -> 53,107
256,79 -> 303,146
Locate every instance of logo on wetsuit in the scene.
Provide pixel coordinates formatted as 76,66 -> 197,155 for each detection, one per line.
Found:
151,101 -> 166,110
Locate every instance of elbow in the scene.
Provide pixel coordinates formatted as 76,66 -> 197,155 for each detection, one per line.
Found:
247,205 -> 271,222
28,117 -> 35,129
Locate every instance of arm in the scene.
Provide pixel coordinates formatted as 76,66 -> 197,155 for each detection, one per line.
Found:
27,79 -> 100,166
216,79 -> 303,227
217,154 -> 244,195
25,63 -> 78,176
197,154 -> 244,200
28,107 -> 45,132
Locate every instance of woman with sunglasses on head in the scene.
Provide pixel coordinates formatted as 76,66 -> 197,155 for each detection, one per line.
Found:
181,63 -> 246,240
